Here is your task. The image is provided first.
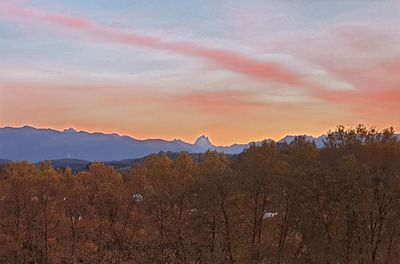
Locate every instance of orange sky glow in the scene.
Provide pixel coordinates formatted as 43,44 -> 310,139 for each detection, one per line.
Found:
0,1 -> 399,145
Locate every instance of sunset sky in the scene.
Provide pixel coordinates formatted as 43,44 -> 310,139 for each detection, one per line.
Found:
0,0 -> 399,145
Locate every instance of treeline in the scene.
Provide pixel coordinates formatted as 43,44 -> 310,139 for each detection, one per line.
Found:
1,125 -> 400,263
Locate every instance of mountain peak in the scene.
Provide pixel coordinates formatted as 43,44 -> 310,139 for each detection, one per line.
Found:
194,135 -> 212,147
63,128 -> 78,133
21,125 -> 35,130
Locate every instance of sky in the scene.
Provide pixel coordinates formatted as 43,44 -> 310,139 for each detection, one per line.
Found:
0,0 -> 399,145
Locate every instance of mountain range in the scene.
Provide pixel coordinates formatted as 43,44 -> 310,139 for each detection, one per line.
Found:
0,126 -> 328,162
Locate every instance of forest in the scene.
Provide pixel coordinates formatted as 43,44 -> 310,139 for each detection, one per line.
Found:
1,125 -> 400,264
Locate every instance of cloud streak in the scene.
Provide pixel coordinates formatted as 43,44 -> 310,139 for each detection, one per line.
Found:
0,3 -> 325,92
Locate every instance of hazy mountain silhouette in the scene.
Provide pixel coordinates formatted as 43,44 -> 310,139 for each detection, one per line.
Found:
1,126 -> 330,162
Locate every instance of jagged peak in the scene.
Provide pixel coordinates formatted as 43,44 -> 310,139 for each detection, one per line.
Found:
63,127 -> 78,133
194,135 -> 212,147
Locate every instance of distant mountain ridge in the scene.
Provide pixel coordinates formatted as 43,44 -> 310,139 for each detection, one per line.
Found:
0,126 -> 328,162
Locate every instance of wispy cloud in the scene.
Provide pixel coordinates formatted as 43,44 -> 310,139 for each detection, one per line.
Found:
0,2 -> 328,92
1,1 -> 400,143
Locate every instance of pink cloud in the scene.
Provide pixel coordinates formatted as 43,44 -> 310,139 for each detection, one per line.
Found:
0,3 -> 324,92
172,90 -> 268,114
2,2 -> 399,122
266,20 -> 400,113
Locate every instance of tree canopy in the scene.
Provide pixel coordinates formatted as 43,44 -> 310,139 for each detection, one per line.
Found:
1,125 -> 400,263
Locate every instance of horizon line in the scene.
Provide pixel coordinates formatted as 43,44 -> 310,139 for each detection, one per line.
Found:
0,124 -> 337,147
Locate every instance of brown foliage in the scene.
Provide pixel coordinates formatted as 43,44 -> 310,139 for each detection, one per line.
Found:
1,126 -> 400,263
